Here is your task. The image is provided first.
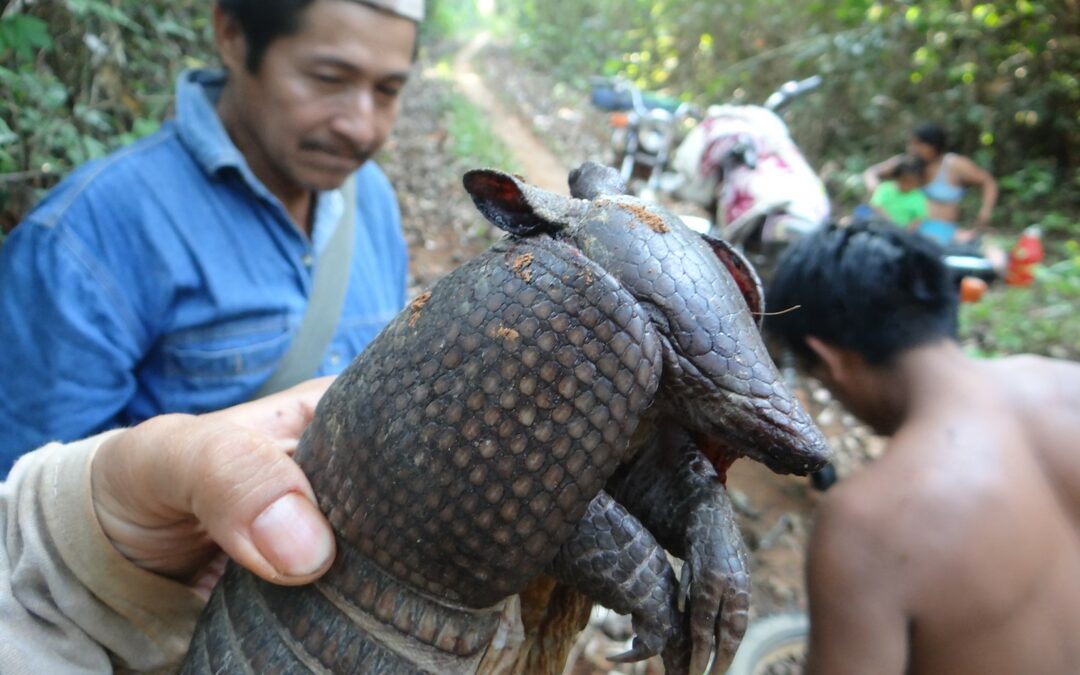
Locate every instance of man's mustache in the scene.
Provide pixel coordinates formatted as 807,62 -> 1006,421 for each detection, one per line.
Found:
300,139 -> 372,162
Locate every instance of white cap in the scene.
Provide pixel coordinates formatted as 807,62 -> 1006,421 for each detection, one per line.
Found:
359,0 -> 424,22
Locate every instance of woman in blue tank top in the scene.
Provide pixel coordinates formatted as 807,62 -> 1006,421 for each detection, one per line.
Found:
864,123 -> 998,246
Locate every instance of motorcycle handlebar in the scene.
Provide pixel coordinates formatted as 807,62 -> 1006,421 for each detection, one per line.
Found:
597,77 -> 696,120
595,73 -> 819,119
763,75 -> 823,111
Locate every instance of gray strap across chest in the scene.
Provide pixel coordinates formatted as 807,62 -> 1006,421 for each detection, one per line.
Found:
255,176 -> 356,398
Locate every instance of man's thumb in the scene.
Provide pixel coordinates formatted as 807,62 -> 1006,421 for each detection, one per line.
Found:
249,491 -> 335,581
188,432 -> 336,586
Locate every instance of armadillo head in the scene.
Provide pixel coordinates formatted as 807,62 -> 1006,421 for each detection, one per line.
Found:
462,162 -> 829,478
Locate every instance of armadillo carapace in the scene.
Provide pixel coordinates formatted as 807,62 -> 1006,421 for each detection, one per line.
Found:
181,162 -> 830,675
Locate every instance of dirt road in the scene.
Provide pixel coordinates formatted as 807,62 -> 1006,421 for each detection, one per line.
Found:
452,34 -> 569,193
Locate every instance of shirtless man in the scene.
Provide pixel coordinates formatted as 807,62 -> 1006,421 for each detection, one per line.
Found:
766,222 -> 1080,674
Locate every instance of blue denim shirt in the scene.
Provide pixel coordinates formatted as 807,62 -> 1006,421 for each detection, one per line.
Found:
0,69 -> 407,476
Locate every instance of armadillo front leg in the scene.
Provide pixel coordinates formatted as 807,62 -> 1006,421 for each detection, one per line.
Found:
548,490 -> 681,665
608,426 -> 751,675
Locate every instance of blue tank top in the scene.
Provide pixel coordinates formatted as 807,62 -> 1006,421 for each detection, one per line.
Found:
922,154 -> 965,204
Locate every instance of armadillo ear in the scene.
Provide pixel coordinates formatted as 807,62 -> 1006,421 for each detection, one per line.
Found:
462,169 -> 584,236
700,234 -> 765,329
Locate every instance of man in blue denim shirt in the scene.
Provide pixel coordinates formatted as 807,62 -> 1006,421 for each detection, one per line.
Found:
0,0 -> 424,477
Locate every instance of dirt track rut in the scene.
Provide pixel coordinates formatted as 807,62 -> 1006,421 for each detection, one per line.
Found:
452,34 -> 569,193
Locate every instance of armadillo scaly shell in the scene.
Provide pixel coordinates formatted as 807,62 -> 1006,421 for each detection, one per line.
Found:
181,162 -> 830,675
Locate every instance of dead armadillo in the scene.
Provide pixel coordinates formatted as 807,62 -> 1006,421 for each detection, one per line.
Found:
181,162 -> 829,675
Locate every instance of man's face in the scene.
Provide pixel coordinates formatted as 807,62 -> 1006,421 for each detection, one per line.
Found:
805,350 -> 904,437
219,1 -> 416,193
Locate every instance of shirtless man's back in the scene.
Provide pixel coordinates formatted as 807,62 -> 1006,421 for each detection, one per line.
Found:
765,223 -> 1080,674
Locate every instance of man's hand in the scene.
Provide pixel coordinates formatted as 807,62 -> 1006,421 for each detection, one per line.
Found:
90,378 -> 337,599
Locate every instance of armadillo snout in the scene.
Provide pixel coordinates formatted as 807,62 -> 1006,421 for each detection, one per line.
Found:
739,392 -> 831,475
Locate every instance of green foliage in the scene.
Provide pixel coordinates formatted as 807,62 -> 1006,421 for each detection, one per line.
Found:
995,163 -> 1079,233
423,0 -> 489,42
0,14 -> 52,60
1038,209 -> 1079,238
498,0 -> 1079,221
999,162 -> 1058,206
1,1 -> 213,229
961,241 -> 1080,359
497,1 -> 658,90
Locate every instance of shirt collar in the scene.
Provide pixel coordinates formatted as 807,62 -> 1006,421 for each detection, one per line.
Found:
175,69 -> 247,176
175,68 -> 284,207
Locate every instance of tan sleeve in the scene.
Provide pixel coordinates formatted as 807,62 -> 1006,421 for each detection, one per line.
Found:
1,432 -> 205,674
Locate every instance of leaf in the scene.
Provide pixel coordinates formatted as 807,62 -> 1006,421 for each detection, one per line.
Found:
0,146 -> 16,173
66,0 -> 142,32
0,14 -> 54,61
0,115 -> 15,145
131,117 -> 160,138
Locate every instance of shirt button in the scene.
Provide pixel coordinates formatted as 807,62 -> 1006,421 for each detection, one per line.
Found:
301,253 -> 314,267
330,352 -> 341,366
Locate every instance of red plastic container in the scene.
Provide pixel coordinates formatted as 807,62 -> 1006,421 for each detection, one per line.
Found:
1005,226 -> 1044,287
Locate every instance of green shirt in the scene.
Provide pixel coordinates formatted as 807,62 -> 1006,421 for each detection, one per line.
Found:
870,180 -> 929,227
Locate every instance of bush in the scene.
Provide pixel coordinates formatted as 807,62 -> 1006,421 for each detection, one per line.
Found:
960,240 -> 1080,359
1,1 -> 214,230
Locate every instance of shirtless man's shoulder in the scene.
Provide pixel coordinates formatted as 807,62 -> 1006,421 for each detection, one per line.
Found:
982,355 -> 1080,500
985,354 -> 1080,420
827,363 -> 1060,579
810,355 -> 1080,673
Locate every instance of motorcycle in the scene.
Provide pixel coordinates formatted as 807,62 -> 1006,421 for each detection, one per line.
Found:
589,76 -> 699,197
669,76 -> 830,281
590,75 -> 830,278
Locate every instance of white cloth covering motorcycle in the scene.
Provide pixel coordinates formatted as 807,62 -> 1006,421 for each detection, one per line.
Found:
673,105 -> 830,242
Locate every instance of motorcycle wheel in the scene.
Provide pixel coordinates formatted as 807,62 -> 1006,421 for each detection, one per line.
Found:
726,612 -> 808,675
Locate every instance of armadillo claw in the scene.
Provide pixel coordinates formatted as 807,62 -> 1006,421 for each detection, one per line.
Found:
608,637 -> 661,664
610,598 -> 679,665
549,491 -> 680,665
683,495 -> 751,675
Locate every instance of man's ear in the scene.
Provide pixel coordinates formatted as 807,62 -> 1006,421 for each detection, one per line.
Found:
805,335 -> 853,386
213,4 -> 246,73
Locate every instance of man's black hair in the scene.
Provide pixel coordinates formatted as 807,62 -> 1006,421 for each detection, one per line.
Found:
217,0 -> 311,73
765,222 -> 958,367
216,0 -> 419,73
912,122 -> 947,155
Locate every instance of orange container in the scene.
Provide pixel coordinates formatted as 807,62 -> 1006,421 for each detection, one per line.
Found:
960,276 -> 988,303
